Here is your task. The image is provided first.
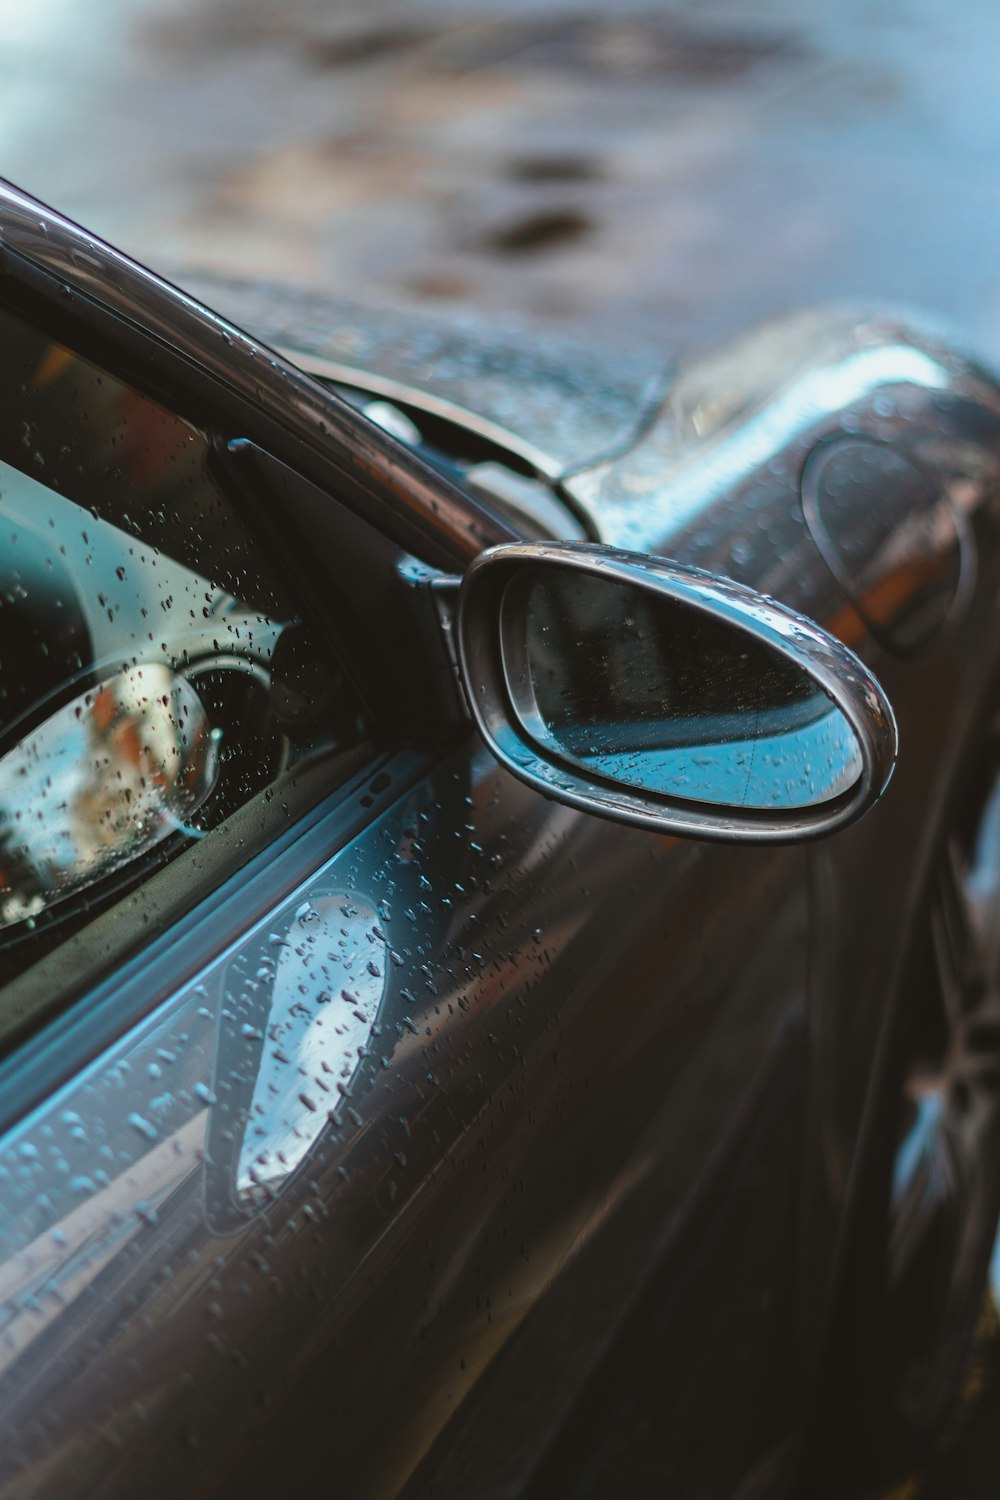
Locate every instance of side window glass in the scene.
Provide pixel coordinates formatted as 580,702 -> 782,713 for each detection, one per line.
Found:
0,304 -> 362,980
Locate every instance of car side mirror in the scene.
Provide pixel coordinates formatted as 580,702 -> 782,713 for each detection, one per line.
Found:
456,542 -> 897,842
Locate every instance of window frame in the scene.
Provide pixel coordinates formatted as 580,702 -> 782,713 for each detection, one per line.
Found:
0,178 -> 529,745
0,179 -> 515,1105
0,180 -> 515,574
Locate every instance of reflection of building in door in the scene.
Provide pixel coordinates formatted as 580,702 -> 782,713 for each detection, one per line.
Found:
237,894 -> 387,1204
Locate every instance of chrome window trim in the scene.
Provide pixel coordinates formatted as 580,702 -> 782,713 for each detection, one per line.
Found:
0,178 -> 517,572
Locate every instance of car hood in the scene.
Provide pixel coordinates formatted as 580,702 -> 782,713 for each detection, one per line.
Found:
177,277 -> 973,581
178,272 -> 669,484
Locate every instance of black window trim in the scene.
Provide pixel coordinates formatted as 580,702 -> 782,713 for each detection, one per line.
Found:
0,183 -> 509,1104
0,213 -> 502,743
0,178 -> 518,573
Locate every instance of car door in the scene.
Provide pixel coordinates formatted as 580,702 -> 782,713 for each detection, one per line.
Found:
0,185 -> 818,1500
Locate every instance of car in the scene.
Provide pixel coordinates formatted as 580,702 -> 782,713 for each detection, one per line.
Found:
0,175 -> 996,1500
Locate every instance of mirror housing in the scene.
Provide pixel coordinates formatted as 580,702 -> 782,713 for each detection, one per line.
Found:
456,542 -> 897,843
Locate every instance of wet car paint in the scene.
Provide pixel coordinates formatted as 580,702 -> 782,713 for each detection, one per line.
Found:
0,225 -> 1000,1500
180,271 -> 670,485
0,739 -> 809,1498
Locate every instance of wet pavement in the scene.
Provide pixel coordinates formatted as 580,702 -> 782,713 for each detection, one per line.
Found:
2,1 -> 1000,1496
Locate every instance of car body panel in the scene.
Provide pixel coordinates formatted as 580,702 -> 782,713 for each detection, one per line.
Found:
563,301 -> 1000,1385
1,186 -> 1000,1499
179,272 -> 670,484
0,741 -> 808,1500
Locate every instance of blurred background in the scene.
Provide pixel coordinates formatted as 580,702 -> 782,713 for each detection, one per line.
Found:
6,0 -> 1000,363
4,1 -> 1000,1495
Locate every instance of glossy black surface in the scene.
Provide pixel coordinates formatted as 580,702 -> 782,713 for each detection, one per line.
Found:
0,179 -> 517,573
801,435 -> 970,655
0,181 -> 998,1500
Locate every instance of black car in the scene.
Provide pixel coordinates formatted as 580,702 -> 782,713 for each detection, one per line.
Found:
0,179 -> 996,1499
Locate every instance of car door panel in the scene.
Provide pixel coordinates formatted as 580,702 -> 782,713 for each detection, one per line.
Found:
0,735 -> 808,1499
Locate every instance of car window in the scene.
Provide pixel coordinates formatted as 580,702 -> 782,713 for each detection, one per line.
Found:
0,302 -> 365,989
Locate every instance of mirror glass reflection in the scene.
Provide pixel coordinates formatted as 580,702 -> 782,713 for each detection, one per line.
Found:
507,569 -> 862,811
0,665 -> 219,928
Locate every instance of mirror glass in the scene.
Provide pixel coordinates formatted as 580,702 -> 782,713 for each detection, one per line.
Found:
504,569 -> 862,811
0,665 -> 219,928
